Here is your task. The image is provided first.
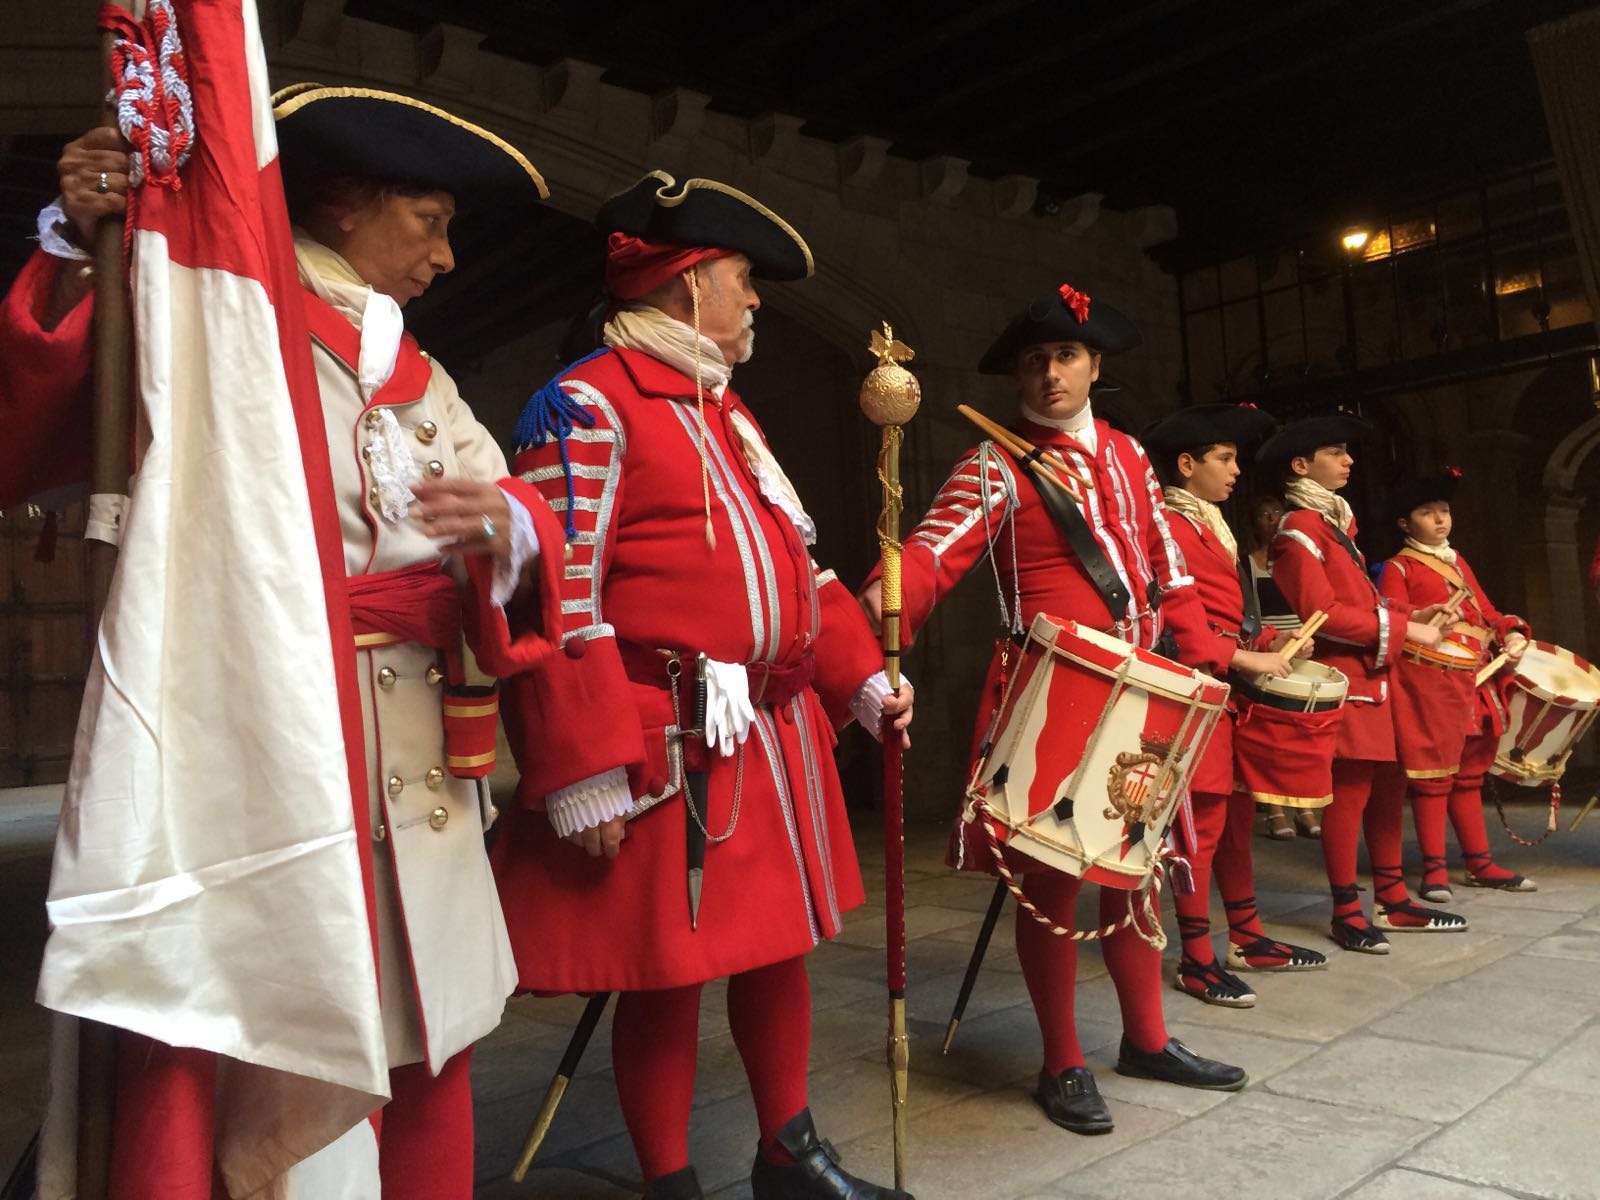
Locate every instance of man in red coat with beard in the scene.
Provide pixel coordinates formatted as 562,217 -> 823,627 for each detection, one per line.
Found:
1263,417 -> 1468,952
860,285 -> 1245,1138
492,172 -> 912,1200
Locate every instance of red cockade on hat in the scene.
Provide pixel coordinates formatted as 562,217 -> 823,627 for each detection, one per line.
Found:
1446,465 -> 1463,478
1058,283 -> 1091,323
604,231 -> 733,301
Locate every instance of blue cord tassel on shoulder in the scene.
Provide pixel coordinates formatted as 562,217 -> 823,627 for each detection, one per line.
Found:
512,348 -> 609,539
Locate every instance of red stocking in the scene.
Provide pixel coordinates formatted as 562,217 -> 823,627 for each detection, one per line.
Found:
727,956 -> 812,1154
612,985 -> 703,1183
1367,761 -> 1415,912
379,1050 -> 475,1200
1409,775 -> 1453,892
1173,790 -> 1230,963
1015,870 -> 1085,1075
1323,759 -> 1375,923
1450,733 -> 1515,882
1215,789 -> 1266,944
109,1033 -> 222,1200
1099,887 -> 1168,1054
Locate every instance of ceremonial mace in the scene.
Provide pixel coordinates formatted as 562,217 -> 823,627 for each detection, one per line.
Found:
860,323 -> 919,1189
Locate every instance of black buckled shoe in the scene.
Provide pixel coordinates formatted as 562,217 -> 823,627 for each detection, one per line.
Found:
1115,1036 -> 1247,1092
1034,1066 -> 1114,1135
750,1108 -> 913,1200
645,1165 -> 705,1199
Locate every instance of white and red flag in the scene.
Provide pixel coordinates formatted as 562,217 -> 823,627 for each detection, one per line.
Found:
37,1 -> 388,1194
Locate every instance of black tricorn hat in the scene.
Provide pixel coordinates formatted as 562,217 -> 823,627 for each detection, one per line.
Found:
1141,403 -> 1279,458
978,283 -> 1141,374
596,170 -> 813,281
1254,414 -> 1375,466
272,84 -> 549,209
1391,468 -> 1462,520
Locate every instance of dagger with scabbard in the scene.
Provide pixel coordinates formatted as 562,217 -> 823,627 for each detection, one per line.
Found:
686,652 -> 710,929
509,990 -> 613,1183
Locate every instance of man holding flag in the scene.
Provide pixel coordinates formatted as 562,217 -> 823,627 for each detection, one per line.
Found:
3,5 -> 569,1195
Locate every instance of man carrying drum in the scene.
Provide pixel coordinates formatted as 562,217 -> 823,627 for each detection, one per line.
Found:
861,284 -> 1245,1137
1262,417 -> 1469,953
1143,406 -> 1329,1010
1378,471 -> 1536,899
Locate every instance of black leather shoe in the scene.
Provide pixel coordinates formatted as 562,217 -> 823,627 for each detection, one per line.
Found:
1115,1036 -> 1247,1092
1034,1066 -> 1113,1134
750,1107 -> 913,1199
645,1165 -> 704,1199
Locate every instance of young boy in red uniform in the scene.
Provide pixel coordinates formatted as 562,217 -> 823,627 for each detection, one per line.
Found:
1143,406 -> 1329,1008
1262,417 -> 1468,952
1378,472 -> 1535,899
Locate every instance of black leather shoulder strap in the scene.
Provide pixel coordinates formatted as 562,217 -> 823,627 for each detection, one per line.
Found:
1237,555 -> 1262,642
1003,446 -> 1131,619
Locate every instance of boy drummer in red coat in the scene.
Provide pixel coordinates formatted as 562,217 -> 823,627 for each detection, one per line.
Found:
861,286 -> 1245,1138
1142,405 -> 1328,1009
1378,471 -> 1535,899
492,173 -> 912,1200
1263,417 -> 1468,953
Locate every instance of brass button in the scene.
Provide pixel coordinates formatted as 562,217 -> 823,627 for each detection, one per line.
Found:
426,460 -> 444,478
425,766 -> 445,790
377,666 -> 397,688
387,774 -> 404,797
374,823 -> 387,842
368,484 -> 381,507
364,411 -> 382,431
564,541 -> 574,561
417,420 -> 438,444
420,350 -> 431,361
429,806 -> 449,830
361,443 -> 374,462
425,665 -> 444,686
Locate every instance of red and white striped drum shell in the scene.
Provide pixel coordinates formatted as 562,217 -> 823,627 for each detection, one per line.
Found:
971,613 -> 1230,889
1492,641 -> 1600,787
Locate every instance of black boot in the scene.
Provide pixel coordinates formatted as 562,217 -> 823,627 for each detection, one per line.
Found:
1115,1036 -> 1247,1091
1034,1066 -> 1113,1135
750,1107 -> 913,1199
644,1165 -> 704,1199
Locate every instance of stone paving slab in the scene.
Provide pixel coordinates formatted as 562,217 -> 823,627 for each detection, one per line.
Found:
1056,1090 -> 1438,1200
1403,1080 -> 1600,1199
834,1088 -> 1185,1200
1524,931 -> 1600,961
1342,1168 -> 1519,1199
1262,1032 -> 1528,1124
1371,977 -> 1597,1059
1521,1022 -> 1600,1098
1464,948 -> 1600,998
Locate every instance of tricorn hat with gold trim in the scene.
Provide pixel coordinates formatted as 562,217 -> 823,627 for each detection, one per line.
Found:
271,83 -> 548,209
596,170 -> 813,283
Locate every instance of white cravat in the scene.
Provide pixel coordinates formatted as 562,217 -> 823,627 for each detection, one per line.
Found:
1021,399 -> 1097,455
1405,536 -> 1457,566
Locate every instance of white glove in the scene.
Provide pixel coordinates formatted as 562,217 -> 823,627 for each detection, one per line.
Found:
703,658 -> 755,757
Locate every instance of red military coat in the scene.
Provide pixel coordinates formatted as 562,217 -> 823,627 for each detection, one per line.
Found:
1378,547 -> 1528,775
492,347 -> 883,993
1164,512 -> 1276,797
1,251 -> 93,505
894,416 -> 1211,869
1271,507 -> 1410,761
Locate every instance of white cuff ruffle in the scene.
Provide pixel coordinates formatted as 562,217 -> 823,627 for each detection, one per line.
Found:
546,766 -> 634,838
492,486 -> 542,607
37,199 -> 91,262
850,669 -> 909,740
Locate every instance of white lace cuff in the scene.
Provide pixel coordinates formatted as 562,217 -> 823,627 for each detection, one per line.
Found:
492,485 -> 542,607
850,670 -> 908,740
546,766 -> 634,837
37,199 -> 91,262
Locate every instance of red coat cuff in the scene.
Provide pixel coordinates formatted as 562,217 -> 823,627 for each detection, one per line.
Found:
460,478 -> 568,676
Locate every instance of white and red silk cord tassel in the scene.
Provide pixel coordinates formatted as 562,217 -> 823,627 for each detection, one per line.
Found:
100,0 -> 196,248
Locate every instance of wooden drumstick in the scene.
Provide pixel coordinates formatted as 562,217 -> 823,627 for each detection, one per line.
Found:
1429,586 -> 1472,629
1476,652 -> 1508,688
957,405 -> 1091,502
1279,610 -> 1327,660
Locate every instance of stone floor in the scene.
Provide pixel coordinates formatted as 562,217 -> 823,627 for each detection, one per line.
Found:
4,783 -> 1600,1200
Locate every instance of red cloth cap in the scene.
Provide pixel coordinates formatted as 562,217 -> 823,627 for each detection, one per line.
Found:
604,232 -> 733,300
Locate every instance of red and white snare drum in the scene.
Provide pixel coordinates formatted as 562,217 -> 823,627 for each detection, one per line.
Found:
967,613 -> 1230,890
1492,641 -> 1600,787
1403,637 -> 1479,672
